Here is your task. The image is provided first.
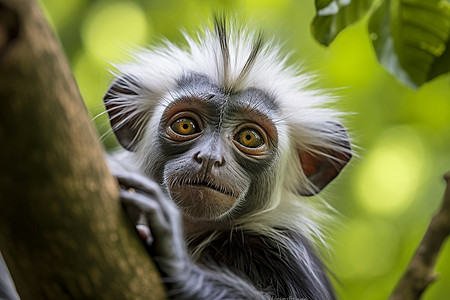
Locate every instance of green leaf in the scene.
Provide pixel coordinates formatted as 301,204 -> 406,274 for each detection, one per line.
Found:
311,0 -> 374,46
369,0 -> 450,89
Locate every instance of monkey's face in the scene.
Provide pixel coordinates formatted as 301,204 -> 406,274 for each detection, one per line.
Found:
104,22 -> 353,221
150,76 -> 280,220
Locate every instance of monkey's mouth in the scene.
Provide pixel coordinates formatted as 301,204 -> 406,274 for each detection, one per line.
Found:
186,180 -> 235,197
168,179 -> 239,220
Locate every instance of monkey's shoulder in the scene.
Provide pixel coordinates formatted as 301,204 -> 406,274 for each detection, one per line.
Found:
189,228 -> 336,299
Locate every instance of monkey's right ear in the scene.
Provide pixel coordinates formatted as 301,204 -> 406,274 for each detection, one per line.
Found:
103,76 -> 142,151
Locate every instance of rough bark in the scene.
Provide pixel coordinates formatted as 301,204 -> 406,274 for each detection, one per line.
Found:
389,172 -> 450,300
0,0 -> 166,299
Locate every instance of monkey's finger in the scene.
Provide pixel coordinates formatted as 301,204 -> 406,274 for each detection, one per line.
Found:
116,172 -> 178,222
136,214 -> 154,245
136,224 -> 154,246
115,172 -> 164,199
120,190 -> 171,235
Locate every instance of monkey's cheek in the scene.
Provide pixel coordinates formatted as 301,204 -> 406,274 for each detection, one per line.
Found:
169,185 -> 238,220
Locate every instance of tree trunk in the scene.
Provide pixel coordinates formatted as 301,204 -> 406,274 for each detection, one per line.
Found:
0,0 -> 166,299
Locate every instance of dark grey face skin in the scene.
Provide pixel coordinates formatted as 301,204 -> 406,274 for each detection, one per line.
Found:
146,73 -> 281,222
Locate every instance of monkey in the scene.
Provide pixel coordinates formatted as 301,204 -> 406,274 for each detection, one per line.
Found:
105,17 -> 352,300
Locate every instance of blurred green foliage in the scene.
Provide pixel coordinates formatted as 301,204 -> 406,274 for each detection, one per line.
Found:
38,0 -> 450,299
312,0 -> 450,89
311,0 -> 373,46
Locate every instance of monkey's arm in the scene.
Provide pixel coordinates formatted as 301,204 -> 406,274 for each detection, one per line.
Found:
116,173 -> 267,300
0,253 -> 20,300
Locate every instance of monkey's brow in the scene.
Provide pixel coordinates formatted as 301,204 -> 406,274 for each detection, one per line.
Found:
168,82 -> 279,120
229,88 -> 278,118
164,94 -> 217,117
229,102 -> 275,123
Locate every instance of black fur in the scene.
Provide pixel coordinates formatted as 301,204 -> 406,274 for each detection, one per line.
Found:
188,229 -> 336,299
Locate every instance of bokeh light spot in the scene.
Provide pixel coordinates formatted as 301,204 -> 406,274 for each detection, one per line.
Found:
335,218 -> 399,279
73,52 -> 107,109
355,126 -> 428,216
410,83 -> 450,130
244,0 -> 289,10
81,1 -> 149,62
325,25 -> 380,86
38,0 -> 86,29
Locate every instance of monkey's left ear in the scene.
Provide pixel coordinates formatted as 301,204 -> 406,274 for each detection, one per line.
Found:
103,76 -> 143,151
298,123 -> 352,196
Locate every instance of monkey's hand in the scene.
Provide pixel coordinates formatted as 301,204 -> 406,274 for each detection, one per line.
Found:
115,173 -> 189,266
114,173 -> 266,300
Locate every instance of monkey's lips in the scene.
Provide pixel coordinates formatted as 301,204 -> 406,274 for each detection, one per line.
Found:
169,182 -> 238,220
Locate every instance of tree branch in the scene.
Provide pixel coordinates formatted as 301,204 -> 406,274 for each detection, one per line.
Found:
389,172 -> 450,300
0,0 -> 166,298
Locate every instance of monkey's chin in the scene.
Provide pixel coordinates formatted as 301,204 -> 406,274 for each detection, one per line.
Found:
169,184 -> 238,220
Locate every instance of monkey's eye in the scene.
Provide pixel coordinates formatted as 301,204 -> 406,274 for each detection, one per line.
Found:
166,112 -> 202,141
171,117 -> 198,135
232,123 -> 269,157
235,128 -> 264,148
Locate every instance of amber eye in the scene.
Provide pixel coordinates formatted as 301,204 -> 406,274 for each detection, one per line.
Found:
171,117 -> 198,135
235,128 -> 264,148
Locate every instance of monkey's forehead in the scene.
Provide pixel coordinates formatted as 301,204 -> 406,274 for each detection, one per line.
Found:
113,22 -> 342,136
174,72 -> 279,114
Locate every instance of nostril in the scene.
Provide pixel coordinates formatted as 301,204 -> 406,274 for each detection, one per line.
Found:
214,157 -> 225,167
193,152 -> 203,164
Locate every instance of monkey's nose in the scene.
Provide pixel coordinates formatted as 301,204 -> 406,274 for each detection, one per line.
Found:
193,151 -> 225,168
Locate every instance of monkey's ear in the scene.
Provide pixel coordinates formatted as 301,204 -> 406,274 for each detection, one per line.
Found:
298,124 -> 352,196
103,76 -> 142,151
